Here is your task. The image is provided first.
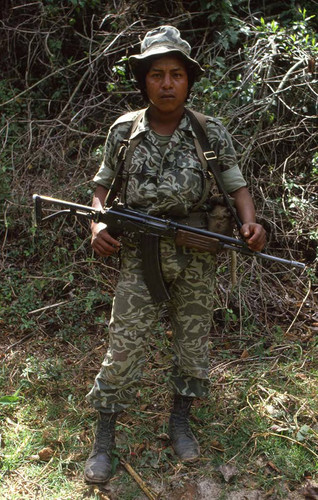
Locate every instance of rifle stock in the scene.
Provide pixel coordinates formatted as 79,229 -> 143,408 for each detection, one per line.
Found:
33,194 -> 306,302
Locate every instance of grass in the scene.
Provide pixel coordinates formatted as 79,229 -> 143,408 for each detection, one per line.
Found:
1,303 -> 317,499
0,235 -> 317,498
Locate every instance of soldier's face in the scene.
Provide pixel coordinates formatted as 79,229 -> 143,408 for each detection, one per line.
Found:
145,55 -> 188,114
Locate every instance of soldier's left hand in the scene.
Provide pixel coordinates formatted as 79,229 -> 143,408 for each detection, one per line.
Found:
240,222 -> 266,252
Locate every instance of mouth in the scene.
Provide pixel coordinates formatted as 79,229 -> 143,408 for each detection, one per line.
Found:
160,94 -> 175,99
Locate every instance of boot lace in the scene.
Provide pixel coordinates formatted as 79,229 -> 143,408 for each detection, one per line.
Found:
170,412 -> 194,439
94,414 -> 116,453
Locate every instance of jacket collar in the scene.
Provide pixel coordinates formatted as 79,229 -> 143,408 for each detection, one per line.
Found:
130,107 -> 196,140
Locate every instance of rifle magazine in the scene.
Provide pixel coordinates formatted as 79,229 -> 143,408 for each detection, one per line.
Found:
140,233 -> 171,303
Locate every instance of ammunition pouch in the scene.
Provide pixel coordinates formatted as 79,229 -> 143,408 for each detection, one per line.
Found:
206,195 -> 236,237
174,196 -> 236,253
175,211 -> 208,229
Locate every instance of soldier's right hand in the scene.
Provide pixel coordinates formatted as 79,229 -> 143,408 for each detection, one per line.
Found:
91,222 -> 121,257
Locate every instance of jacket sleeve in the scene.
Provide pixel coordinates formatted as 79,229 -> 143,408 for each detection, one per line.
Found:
206,118 -> 247,193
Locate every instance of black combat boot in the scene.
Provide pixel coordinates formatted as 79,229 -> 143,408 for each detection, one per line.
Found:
168,394 -> 200,462
84,412 -> 117,484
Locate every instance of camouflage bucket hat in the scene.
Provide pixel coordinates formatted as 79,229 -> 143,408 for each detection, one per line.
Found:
129,25 -> 204,79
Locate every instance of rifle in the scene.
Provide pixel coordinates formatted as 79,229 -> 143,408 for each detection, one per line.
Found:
33,194 -> 306,303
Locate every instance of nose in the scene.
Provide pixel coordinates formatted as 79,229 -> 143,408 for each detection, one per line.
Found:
162,73 -> 172,88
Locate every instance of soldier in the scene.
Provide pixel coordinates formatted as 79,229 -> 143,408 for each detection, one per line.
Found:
84,25 -> 266,484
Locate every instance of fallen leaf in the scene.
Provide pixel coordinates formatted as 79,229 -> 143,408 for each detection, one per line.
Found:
93,486 -> 111,500
265,487 -> 276,496
270,424 -> 289,433
158,432 -> 169,440
210,440 -> 224,452
38,447 -> 54,461
134,442 -> 146,455
218,463 -> 239,482
240,349 -> 249,359
267,461 -> 281,473
170,481 -> 198,500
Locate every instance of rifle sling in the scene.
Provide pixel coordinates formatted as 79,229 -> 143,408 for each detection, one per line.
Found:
104,110 -> 171,303
185,108 -> 243,230
105,110 -> 146,207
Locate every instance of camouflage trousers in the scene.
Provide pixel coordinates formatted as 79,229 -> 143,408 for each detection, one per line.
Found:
86,237 -> 216,413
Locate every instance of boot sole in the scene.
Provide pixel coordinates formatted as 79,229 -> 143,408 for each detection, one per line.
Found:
175,453 -> 200,463
84,474 -> 110,485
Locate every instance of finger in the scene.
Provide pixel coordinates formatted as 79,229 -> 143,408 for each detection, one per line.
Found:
240,227 -> 251,239
246,226 -> 263,242
246,232 -> 258,243
248,235 -> 266,251
94,245 -> 117,257
92,237 -> 119,256
98,231 -> 121,249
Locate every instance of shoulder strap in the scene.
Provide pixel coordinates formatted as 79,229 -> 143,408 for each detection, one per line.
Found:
185,108 -> 242,230
104,110 -> 146,207
120,110 -> 146,204
123,109 -> 146,172
188,111 -> 212,211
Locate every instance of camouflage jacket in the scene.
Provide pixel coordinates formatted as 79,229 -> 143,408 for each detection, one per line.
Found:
93,108 -> 246,217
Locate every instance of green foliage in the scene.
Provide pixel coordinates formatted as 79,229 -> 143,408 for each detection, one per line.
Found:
68,0 -> 101,8
0,269 -> 39,330
0,390 -> 22,406
21,356 -> 64,386
0,2 -> 317,497
256,8 -> 317,54
200,0 -> 245,49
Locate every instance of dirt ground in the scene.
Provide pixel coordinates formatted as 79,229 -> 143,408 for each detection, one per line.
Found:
88,473 -> 318,500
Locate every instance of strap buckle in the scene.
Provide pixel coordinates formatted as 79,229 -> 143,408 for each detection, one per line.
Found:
204,150 -> 217,161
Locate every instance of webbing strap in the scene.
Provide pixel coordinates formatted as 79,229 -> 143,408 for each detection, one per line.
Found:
123,110 -> 146,172
185,108 -> 242,230
120,110 -> 146,204
190,111 -> 213,211
105,110 -> 145,207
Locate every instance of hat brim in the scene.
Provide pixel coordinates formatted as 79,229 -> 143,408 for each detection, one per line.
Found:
129,46 -> 204,80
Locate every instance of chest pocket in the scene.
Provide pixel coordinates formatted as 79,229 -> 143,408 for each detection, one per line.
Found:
122,149 -> 160,209
156,145 -> 206,216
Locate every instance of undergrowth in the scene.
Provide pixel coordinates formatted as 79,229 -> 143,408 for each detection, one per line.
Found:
1,1 -> 317,498
1,310 -> 317,499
